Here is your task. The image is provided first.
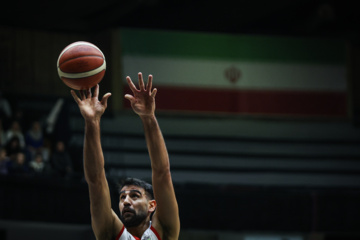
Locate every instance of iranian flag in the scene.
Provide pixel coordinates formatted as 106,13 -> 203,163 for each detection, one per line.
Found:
120,29 -> 347,117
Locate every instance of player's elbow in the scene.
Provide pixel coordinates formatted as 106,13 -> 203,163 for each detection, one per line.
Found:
154,163 -> 171,175
85,171 -> 105,185
153,165 -> 172,181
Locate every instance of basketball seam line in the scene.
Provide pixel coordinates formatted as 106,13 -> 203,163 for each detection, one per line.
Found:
58,61 -> 106,78
58,55 -> 104,67
56,41 -> 104,68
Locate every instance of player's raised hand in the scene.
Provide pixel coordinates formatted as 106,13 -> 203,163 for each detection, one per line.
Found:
71,84 -> 111,121
125,72 -> 157,117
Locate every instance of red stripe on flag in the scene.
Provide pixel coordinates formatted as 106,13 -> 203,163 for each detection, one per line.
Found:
123,85 -> 347,117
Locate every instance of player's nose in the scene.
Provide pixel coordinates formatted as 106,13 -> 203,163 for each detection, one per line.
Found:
123,195 -> 131,205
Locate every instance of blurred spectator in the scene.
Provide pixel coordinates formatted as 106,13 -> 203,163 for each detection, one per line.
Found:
29,152 -> 50,175
7,152 -> 29,176
0,147 -> 9,175
5,136 -> 23,158
25,120 -> 44,158
51,140 -> 73,178
6,120 -> 25,148
41,137 -> 51,162
0,118 -> 6,147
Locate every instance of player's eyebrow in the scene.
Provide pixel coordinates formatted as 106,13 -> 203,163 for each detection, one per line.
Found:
119,189 -> 142,196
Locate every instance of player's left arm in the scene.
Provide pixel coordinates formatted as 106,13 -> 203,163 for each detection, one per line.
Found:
141,115 -> 180,238
124,73 -> 180,239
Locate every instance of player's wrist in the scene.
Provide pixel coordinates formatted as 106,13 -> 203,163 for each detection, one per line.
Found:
84,118 -> 101,127
139,113 -> 156,120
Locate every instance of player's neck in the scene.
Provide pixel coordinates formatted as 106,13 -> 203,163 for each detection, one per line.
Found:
127,220 -> 150,238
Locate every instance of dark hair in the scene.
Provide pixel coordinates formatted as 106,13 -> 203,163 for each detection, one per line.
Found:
118,178 -> 154,200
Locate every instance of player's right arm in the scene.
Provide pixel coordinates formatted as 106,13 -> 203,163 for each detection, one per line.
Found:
71,85 -> 123,240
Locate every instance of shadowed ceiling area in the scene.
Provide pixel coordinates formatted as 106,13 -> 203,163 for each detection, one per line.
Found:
2,0 -> 359,37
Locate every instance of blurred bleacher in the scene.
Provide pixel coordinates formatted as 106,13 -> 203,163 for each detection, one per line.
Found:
69,113 -> 360,188
1,94 -> 360,237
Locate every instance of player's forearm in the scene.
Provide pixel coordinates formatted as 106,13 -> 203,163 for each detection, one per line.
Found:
83,119 -> 106,183
140,115 -> 170,174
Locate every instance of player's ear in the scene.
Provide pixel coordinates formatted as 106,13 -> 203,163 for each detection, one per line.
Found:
148,199 -> 156,213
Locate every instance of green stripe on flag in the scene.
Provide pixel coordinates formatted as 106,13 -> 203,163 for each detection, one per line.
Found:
119,28 -> 346,64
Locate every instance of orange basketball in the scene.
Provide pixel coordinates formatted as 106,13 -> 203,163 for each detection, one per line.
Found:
57,41 -> 106,90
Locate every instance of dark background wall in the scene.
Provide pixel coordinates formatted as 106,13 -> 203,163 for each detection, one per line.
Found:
1,1 -> 360,240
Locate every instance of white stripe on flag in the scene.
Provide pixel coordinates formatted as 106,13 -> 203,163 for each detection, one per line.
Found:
123,56 -> 346,91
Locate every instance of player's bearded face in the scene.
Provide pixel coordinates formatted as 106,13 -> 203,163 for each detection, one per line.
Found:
119,187 -> 150,228
119,206 -> 148,228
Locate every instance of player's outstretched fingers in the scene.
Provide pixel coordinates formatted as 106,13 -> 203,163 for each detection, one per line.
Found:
124,94 -> 135,103
70,90 -> 81,104
126,76 -> 138,93
86,88 -> 91,99
100,93 -> 112,108
79,90 -> 86,100
94,84 -> 99,99
151,88 -> 157,98
146,74 -> 153,92
138,72 -> 145,91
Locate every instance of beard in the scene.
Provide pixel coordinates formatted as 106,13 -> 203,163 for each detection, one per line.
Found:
119,207 -> 148,228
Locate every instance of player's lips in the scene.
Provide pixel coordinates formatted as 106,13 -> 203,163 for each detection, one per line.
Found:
122,208 -> 135,215
123,212 -> 133,218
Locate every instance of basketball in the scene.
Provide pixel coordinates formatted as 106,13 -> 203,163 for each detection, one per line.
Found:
57,41 -> 106,90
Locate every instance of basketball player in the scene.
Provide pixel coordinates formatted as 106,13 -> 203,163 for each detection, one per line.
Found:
71,72 -> 180,240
